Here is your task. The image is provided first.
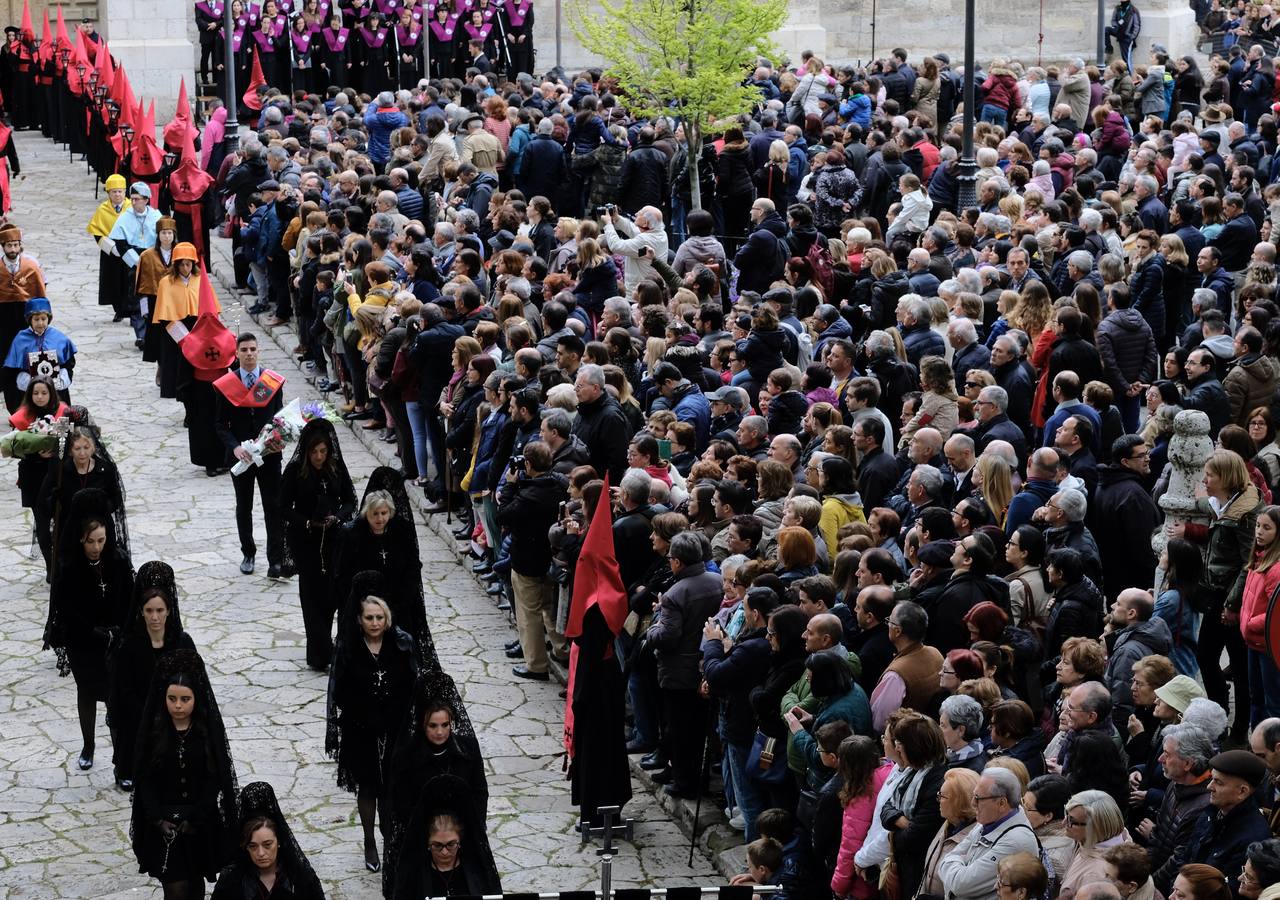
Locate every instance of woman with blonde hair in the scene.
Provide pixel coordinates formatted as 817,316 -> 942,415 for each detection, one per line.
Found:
900,355 -> 959,447
1059,790 -> 1131,900
916,767 -> 981,898
973,453 -> 1014,529
1008,280 -> 1053,340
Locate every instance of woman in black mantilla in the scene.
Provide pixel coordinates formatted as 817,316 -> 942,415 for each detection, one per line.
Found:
35,413 -> 128,576
211,781 -> 326,900
383,671 -> 487,896
280,419 -> 356,671
390,774 -> 502,900
108,560 -> 197,792
130,649 -> 238,900
326,572 -> 418,875
334,466 -> 437,670
45,488 -> 133,772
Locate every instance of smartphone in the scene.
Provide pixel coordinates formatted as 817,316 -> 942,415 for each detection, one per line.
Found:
657,438 -> 672,461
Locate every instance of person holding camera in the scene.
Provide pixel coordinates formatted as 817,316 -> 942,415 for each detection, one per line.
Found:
496,440 -> 569,681
601,205 -> 668,294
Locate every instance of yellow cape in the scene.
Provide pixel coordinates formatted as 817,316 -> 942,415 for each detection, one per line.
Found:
152,272 -> 207,323
86,199 -> 123,238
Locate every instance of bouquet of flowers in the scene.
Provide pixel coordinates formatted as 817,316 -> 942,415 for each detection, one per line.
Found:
230,398 -> 339,475
0,414 -> 73,459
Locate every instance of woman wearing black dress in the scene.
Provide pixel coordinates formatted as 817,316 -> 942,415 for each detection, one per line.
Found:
130,649 -> 238,900
280,419 -> 356,671
356,11 -> 393,95
426,3 -> 459,80
36,415 -> 127,576
326,571 -> 419,874
108,561 -> 197,792
333,467 -> 436,670
45,488 -> 133,772
383,671 -> 487,895
211,781 -> 326,900
390,775 -> 502,899
317,11 -> 351,90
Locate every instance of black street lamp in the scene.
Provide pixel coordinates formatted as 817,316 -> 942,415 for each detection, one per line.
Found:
956,0 -> 978,209
222,0 -> 240,158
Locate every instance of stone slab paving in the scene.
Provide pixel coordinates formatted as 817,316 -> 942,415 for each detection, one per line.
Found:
0,131 -> 718,899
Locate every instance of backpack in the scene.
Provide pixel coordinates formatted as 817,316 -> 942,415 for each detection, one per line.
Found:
805,237 -> 836,300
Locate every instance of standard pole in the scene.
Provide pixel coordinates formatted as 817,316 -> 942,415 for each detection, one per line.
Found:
870,0 -> 877,64
222,0 -> 240,156
956,0 -> 977,210
1096,0 -> 1106,66
555,0 -> 562,69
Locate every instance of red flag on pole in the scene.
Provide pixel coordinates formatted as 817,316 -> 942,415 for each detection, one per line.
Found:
242,48 -> 265,112
562,476 -> 629,758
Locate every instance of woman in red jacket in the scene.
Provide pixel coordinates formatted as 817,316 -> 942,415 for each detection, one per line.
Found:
1238,504 -> 1280,726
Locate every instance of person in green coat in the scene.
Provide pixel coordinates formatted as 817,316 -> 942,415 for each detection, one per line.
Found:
783,646 -> 872,790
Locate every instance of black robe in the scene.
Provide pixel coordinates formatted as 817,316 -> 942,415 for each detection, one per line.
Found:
334,518 -> 429,662
36,458 -> 124,572
48,549 -> 133,696
331,629 -> 416,794
108,631 -> 197,779
569,605 -> 632,826
176,370 -> 229,470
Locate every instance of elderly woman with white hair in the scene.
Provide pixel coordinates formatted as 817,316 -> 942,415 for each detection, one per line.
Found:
1058,790 -> 1132,900
940,694 -> 988,773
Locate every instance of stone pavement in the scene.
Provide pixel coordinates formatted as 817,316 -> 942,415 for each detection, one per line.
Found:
0,130 -> 718,899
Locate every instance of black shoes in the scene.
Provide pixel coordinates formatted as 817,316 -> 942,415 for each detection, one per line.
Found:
240,555 -> 255,575
472,560 -> 493,574
504,639 -> 521,651
485,583 -> 504,597
505,645 -> 524,659
364,839 -> 380,873
650,768 -> 674,784
267,563 -> 282,579
640,752 -> 667,770
77,748 -> 93,770
114,768 -> 133,791
512,665 -> 549,681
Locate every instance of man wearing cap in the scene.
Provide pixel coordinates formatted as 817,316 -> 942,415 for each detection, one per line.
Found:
107,183 -> 163,345
0,222 -> 45,373
706,385 -> 746,443
1184,749 -> 1272,892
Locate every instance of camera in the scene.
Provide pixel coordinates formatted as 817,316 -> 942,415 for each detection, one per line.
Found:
593,205 -> 608,217
507,453 -> 525,474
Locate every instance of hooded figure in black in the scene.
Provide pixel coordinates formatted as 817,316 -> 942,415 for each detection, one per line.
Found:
280,419 -> 357,671
333,466 -> 437,670
326,570 -> 419,875
45,487 -> 133,773
130,649 -> 239,899
211,781 -> 326,900
109,560 -> 197,792
36,410 -> 128,577
383,671 -> 487,897
390,774 -> 502,900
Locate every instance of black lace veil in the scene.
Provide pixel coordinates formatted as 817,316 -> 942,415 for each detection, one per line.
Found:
229,781 -> 323,895
390,774 -> 502,899
280,418 -> 357,569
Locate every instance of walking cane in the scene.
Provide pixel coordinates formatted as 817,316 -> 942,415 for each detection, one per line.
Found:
687,699 -> 717,867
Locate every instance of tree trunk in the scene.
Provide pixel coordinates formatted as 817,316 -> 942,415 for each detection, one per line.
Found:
685,127 -> 703,211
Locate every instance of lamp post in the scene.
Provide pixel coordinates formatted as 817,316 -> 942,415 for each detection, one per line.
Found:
222,0 -> 240,158
955,0 -> 978,210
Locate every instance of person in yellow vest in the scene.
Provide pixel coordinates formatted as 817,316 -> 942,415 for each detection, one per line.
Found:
86,173 -> 129,319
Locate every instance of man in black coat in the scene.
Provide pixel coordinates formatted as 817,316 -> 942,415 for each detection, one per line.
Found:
853,417 -> 900,512
572,363 -> 633,483
496,441 -> 569,680
213,334 -> 286,577
927,534 -> 1010,655
970,385 -> 1028,467
520,120 -> 569,206
1054,414 -> 1099,500
408,304 -> 465,501
616,126 -> 668,216
1211,194 -> 1259,274
1182,346 -> 1231,437
613,469 -> 662,591
1093,435 -> 1161,602
991,335 -> 1034,433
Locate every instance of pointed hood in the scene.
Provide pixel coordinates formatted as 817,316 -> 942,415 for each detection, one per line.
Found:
242,47 -> 265,112
37,9 -> 51,64
55,7 -> 72,53
132,100 -> 165,182
20,0 -> 33,41
95,38 -> 113,95
162,78 -> 197,150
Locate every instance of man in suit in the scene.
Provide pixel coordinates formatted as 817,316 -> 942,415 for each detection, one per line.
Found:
467,38 -> 491,73
214,333 -> 287,577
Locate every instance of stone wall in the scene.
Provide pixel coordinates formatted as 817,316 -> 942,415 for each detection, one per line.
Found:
533,0 -> 1196,72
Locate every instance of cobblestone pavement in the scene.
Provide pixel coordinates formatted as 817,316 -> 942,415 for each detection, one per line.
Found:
0,131 -> 718,899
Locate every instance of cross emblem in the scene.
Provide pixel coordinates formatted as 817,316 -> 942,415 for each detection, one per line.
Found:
204,346 -> 220,361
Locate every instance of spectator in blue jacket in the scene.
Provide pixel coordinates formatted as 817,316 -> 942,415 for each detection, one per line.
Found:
364,91 -> 410,170
653,361 -> 711,451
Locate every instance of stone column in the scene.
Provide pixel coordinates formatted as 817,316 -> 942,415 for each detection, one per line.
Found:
1152,409 -> 1213,580
99,0 -> 194,129
1135,0 -> 1199,61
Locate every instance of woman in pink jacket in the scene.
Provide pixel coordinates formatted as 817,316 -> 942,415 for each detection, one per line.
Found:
1237,505 -> 1280,726
830,736 -> 895,899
